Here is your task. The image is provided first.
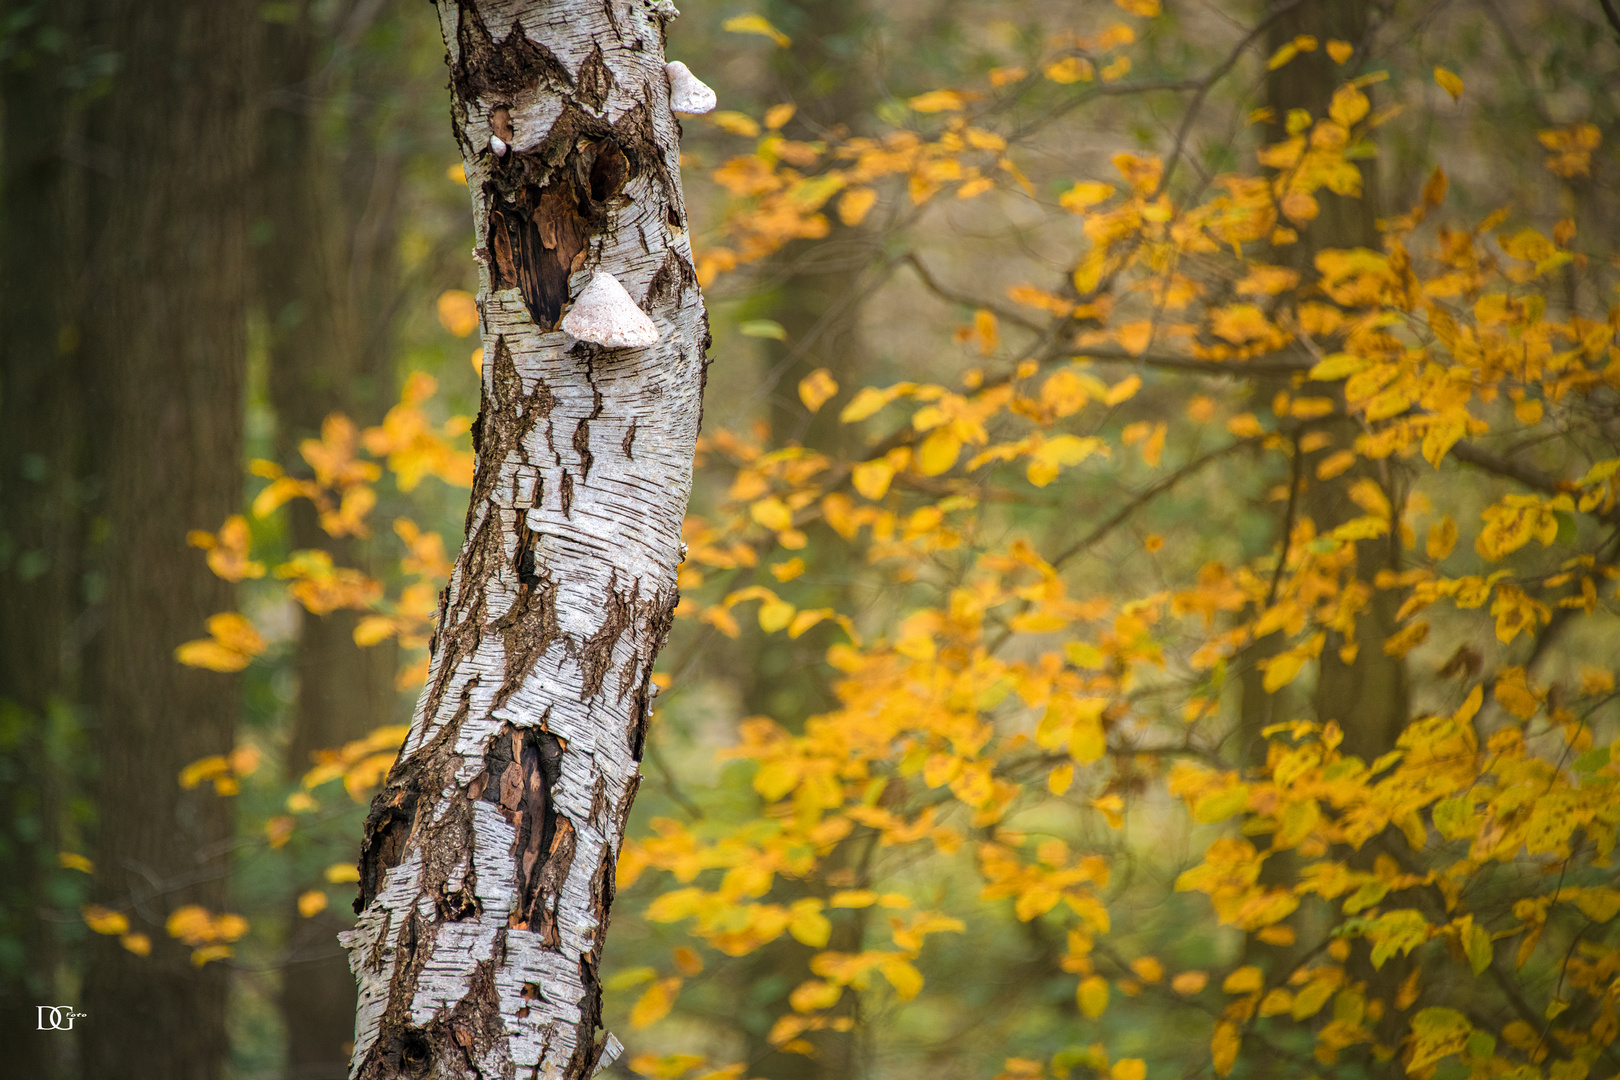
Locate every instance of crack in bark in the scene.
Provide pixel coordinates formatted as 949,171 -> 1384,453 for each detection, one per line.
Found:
578,574 -> 634,700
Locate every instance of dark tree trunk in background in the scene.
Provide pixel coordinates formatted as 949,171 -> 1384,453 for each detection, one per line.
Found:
1242,0 -> 1402,767
77,0 -> 258,1077
1260,2 -> 1408,769
1241,4 -> 1411,1074
0,2 -> 87,1075
734,8 -> 875,1076
254,6 -> 402,1075
758,0 -> 875,456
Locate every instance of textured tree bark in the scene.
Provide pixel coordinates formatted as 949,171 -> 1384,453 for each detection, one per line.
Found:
342,2 -> 707,1076
77,0 -> 256,1077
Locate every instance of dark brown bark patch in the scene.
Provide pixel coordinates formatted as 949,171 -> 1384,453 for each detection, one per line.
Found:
575,44 -> 614,112
491,527 -> 560,708
452,5 -> 574,104
481,725 -> 574,941
357,787 -> 422,913
580,576 -> 634,699
646,244 -> 695,306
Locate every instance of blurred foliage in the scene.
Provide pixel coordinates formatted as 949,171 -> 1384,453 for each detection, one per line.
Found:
55,1 -> 1620,1078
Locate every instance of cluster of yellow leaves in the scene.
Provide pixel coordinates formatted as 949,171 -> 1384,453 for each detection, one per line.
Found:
299,724 -> 410,803
252,415 -> 381,537
180,371 -> 468,683
165,904 -> 250,967
1171,695 -> 1620,1073
83,902 -> 249,966
177,743 -> 262,796
622,63 -> 1620,1080
80,904 -> 152,957
695,102 -> 1017,285
174,612 -> 266,673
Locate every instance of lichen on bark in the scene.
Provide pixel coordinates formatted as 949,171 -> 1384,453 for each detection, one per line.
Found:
342,2 -> 707,1076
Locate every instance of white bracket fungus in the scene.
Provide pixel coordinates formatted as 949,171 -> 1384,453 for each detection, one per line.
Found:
665,61 -> 717,115
490,135 -> 509,157
560,272 -> 659,348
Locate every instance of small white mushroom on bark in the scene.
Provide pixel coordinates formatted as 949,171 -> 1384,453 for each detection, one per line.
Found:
665,61 -> 717,115
490,135 -> 509,157
560,272 -> 659,348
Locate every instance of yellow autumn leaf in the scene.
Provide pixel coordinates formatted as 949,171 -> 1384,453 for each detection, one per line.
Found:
1266,42 -> 1299,70
798,369 -> 838,413
909,89 -> 966,113
165,904 -> 212,942
916,429 -> 962,476
83,905 -> 130,936
1434,67 -> 1464,100
1260,650 -> 1307,692
788,900 -> 831,947
1326,39 -> 1353,63
59,852 -> 93,873
1060,181 -> 1116,211
1111,1061 -> 1146,1080
436,289 -> 479,337
750,497 -> 793,532
838,186 -> 878,226
1222,965 -> 1263,994
174,640 -> 250,673
1114,0 -> 1160,15
297,890 -> 328,918
1329,85 -> 1370,127
1045,57 -> 1095,84
763,103 -> 796,130
1078,975 -> 1109,1017
178,755 -> 230,790
1211,1021 -> 1241,1076
190,944 -> 233,967
852,459 -> 896,500
121,932 -> 152,956
1049,763 -> 1075,796
758,599 -> 795,633
880,958 -> 924,1000
324,862 -> 360,884
711,111 -> 761,137
1171,971 -> 1207,995
721,14 -> 789,47
1105,375 -> 1142,406
1130,957 -> 1164,983
840,386 -> 893,423
353,615 -> 397,647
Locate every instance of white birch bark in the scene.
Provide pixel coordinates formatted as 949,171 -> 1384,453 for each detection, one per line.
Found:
341,2 -> 707,1076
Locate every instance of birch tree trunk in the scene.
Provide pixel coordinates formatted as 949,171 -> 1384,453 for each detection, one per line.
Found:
342,2 -> 707,1076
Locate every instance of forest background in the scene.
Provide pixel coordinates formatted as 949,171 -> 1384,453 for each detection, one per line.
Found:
2,1 -> 1619,1079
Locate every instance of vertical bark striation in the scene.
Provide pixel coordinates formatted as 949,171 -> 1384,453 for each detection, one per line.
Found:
343,2 -> 706,1077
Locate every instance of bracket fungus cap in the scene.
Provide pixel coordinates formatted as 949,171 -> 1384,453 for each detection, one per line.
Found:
560,272 -> 659,349
665,62 -> 717,115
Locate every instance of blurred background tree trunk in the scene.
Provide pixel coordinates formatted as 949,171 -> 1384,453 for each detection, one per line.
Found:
254,4 -> 402,1075
0,1 -> 89,1075
1240,5 -> 1412,1073
77,0 -> 257,1077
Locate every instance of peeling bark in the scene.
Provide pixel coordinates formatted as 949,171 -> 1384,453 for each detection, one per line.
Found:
342,2 -> 706,1076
